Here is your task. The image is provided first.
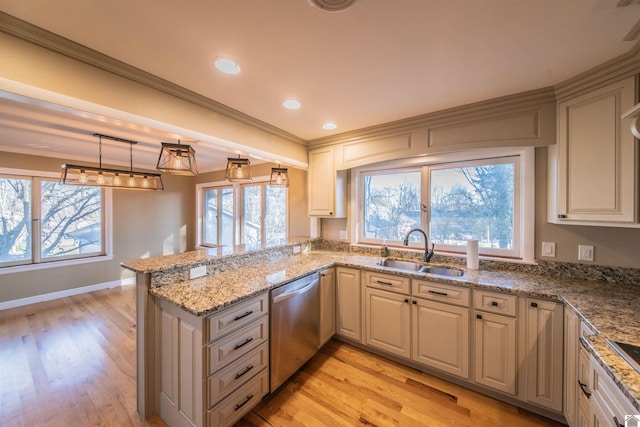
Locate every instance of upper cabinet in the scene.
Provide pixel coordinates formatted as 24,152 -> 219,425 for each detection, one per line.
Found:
549,76 -> 639,226
308,146 -> 347,217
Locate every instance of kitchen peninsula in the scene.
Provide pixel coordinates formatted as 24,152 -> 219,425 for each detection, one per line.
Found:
122,239 -> 640,427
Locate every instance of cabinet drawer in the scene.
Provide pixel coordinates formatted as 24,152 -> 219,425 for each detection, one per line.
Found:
206,293 -> 268,343
473,290 -> 517,317
208,316 -> 269,374
364,271 -> 410,294
412,280 -> 470,307
207,368 -> 269,427
592,357 -> 636,421
207,342 -> 269,408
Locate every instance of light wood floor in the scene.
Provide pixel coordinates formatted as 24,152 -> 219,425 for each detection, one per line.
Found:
0,285 -> 565,427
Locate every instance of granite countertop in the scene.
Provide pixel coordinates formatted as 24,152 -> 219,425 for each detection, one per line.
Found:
142,250 -> 640,411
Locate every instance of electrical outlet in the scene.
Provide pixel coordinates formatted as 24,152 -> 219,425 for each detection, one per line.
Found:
578,245 -> 594,262
541,242 -> 556,257
189,265 -> 207,279
293,245 -> 301,254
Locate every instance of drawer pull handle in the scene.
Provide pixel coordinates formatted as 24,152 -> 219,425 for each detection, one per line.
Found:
428,290 -> 448,296
530,302 -> 538,308
234,310 -> 254,321
491,301 -> 499,307
578,380 -> 591,398
613,416 -> 623,427
234,337 -> 254,350
235,394 -> 254,411
376,280 -> 393,286
412,300 -> 417,305
235,364 -> 255,380
476,314 -> 482,320
404,298 -> 409,303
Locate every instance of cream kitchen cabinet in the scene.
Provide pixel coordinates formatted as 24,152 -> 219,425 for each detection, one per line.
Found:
549,76 -> 638,226
522,298 -> 564,412
335,267 -> 362,342
564,307 -> 580,427
413,297 -> 470,379
590,352 -> 637,427
158,293 -> 269,427
319,267 -> 336,347
308,146 -> 347,217
473,290 -> 518,395
364,287 -> 412,359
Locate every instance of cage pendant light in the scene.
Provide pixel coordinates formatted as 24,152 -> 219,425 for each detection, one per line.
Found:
156,140 -> 198,176
60,133 -> 164,191
270,166 -> 289,187
225,157 -> 252,182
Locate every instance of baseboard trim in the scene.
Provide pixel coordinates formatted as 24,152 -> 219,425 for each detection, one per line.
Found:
0,278 -> 133,311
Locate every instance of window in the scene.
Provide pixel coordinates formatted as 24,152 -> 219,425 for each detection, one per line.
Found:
356,149 -> 533,261
198,178 -> 288,250
0,171 -> 108,269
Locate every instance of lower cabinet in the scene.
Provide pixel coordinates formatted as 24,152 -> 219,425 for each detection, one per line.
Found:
336,267 -> 362,342
474,311 -> 517,395
158,292 -> 270,427
319,267 -> 336,347
589,352 -> 637,427
413,298 -> 470,379
523,298 -> 564,413
564,307 -> 580,426
364,287 -> 411,358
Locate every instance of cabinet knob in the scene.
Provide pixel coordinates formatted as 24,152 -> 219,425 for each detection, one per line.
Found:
530,302 -> 538,308
412,300 -> 417,305
491,301 -> 498,307
476,314 -> 482,319
404,298 -> 409,303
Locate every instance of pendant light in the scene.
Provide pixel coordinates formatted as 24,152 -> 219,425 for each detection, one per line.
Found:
60,133 -> 164,191
270,166 -> 289,187
225,156 -> 252,182
156,140 -> 198,176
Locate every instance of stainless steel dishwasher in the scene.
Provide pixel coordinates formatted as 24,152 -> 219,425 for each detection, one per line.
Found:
270,272 -> 319,391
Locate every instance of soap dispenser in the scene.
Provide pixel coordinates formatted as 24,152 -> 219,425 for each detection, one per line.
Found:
380,240 -> 390,257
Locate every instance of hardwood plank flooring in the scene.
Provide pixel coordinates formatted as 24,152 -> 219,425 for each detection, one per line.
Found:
1,285 -> 565,427
240,340 -> 566,427
0,285 -> 166,427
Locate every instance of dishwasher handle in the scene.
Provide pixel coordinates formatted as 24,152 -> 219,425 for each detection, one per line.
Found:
272,279 -> 318,304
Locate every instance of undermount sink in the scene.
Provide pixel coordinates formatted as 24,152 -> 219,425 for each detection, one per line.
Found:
377,259 -> 464,277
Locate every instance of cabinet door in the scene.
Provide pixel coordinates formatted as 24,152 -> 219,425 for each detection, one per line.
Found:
554,76 -> 637,224
159,301 -> 204,427
525,299 -> 564,412
319,267 -> 336,347
413,298 -> 469,379
308,146 -> 346,217
474,311 -> 517,395
577,346 -> 593,427
564,308 -> 580,427
364,288 -> 411,359
335,267 -> 362,342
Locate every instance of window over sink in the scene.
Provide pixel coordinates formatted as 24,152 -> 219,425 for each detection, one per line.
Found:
355,148 -> 534,262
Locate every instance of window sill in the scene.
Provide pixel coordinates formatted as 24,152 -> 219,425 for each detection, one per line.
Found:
0,254 -> 114,275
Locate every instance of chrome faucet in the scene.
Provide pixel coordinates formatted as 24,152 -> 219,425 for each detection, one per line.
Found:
403,228 -> 435,262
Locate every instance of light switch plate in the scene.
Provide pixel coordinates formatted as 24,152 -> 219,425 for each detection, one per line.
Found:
190,265 -> 207,279
541,242 -> 556,257
578,245 -> 594,262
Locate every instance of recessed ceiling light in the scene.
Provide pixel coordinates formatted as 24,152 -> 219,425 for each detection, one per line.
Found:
322,122 -> 337,130
283,99 -> 301,110
214,57 -> 240,75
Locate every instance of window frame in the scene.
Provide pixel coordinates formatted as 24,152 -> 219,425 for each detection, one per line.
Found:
352,147 -> 535,263
0,167 -> 113,274
196,176 -> 289,250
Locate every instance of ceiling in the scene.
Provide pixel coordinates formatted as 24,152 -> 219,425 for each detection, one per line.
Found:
0,0 -> 639,172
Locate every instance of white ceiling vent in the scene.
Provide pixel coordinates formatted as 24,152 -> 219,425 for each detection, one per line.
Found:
307,0 -> 357,12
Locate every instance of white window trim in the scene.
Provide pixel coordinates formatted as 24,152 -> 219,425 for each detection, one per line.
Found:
350,147 -> 535,263
0,167 -> 113,274
195,175 -> 289,249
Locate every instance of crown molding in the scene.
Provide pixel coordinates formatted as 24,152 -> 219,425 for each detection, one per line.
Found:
0,12 -> 307,146
308,86 -> 556,148
554,40 -> 640,100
